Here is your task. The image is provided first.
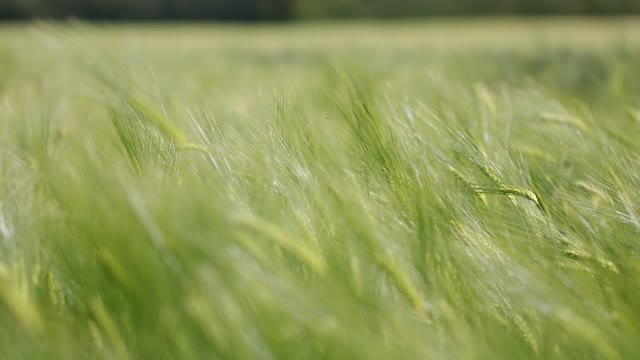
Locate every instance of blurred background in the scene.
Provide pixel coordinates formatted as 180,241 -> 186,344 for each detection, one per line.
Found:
1,0 -> 639,20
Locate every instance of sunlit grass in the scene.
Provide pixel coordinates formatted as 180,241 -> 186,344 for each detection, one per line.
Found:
1,20 -> 640,359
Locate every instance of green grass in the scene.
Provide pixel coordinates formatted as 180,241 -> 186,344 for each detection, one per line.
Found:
1,19 -> 640,359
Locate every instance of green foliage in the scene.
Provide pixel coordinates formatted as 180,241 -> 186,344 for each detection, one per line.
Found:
1,0 -> 639,19
1,21 -> 640,359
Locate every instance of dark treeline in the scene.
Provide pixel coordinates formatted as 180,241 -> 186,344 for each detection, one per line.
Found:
1,0 -> 639,20
0,0 -> 293,20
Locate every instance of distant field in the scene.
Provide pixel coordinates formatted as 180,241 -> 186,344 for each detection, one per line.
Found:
1,19 -> 640,359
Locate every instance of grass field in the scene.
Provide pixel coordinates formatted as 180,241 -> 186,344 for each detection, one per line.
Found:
2,19 -> 640,359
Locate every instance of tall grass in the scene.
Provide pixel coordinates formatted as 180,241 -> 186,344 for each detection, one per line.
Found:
1,21 -> 640,359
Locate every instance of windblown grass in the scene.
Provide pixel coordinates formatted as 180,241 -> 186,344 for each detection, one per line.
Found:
1,20 -> 640,359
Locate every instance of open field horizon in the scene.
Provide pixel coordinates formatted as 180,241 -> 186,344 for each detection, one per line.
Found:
3,17 -> 640,47
1,19 -> 640,359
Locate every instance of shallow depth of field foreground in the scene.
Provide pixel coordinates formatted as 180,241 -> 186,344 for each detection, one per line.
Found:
2,19 -> 640,359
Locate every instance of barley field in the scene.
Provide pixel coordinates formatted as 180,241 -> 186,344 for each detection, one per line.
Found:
1,19 -> 640,359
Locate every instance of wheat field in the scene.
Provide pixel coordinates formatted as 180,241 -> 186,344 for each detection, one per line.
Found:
1,19 -> 640,359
